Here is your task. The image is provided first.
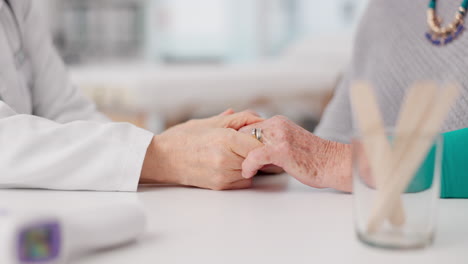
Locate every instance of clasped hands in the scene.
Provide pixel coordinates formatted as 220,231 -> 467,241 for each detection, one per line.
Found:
141,109 -> 352,192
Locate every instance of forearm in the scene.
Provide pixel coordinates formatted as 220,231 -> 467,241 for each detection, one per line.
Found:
140,137 -> 159,184
140,135 -> 178,185
319,128 -> 468,198
319,129 -> 468,196
321,141 -> 352,192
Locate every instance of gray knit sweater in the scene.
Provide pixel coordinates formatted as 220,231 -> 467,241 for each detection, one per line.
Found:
315,0 -> 468,143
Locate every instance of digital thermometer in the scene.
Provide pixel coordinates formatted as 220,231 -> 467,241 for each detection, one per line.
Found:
0,203 -> 147,264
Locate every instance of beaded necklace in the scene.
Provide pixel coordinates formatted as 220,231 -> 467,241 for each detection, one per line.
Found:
426,0 -> 468,45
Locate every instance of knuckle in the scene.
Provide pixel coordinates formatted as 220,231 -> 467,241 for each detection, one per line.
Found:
272,115 -> 286,121
278,142 -> 292,154
244,109 -> 260,117
272,115 -> 289,126
236,111 -> 249,120
271,115 -> 282,122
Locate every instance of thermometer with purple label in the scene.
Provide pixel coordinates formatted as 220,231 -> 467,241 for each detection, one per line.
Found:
0,203 -> 147,264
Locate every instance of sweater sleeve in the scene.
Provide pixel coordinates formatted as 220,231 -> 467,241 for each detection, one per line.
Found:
405,128 -> 468,198
314,70 -> 354,144
440,128 -> 468,198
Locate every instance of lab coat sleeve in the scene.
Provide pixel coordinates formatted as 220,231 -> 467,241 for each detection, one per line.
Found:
21,0 -> 108,123
314,70 -> 354,144
0,100 -> 154,191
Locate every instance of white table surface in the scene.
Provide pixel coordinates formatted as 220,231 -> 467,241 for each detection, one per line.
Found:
1,174 -> 468,264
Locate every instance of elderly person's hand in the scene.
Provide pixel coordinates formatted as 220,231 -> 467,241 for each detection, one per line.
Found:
239,116 -> 352,192
140,110 -> 264,190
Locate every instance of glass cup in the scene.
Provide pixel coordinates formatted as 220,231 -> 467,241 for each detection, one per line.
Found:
352,129 -> 443,249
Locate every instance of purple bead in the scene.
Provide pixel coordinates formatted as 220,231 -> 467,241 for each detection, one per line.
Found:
433,39 -> 441,45
425,32 -> 433,41
445,35 -> 454,43
456,24 -> 465,36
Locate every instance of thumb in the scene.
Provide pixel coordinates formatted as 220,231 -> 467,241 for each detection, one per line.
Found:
242,145 -> 276,179
220,111 -> 264,130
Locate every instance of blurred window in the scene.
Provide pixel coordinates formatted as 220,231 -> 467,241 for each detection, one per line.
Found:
49,0 -> 368,65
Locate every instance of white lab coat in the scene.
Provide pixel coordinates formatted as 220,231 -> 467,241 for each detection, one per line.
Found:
0,0 -> 153,191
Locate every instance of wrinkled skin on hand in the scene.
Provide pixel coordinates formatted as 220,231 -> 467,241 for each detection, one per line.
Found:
141,110 -> 264,190
240,116 -> 352,192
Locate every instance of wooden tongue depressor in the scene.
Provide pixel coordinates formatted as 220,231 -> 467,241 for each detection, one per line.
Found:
389,82 -> 438,226
367,84 -> 459,233
350,81 -> 406,226
393,82 -> 438,166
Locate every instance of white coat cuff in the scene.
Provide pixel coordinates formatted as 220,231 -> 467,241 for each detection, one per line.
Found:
119,127 -> 154,192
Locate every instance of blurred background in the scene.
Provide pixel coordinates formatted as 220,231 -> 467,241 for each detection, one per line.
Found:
41,0 -> 368,133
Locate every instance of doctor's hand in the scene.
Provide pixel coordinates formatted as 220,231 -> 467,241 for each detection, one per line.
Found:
140,110 -> 264,190
239,116 -> 352,192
